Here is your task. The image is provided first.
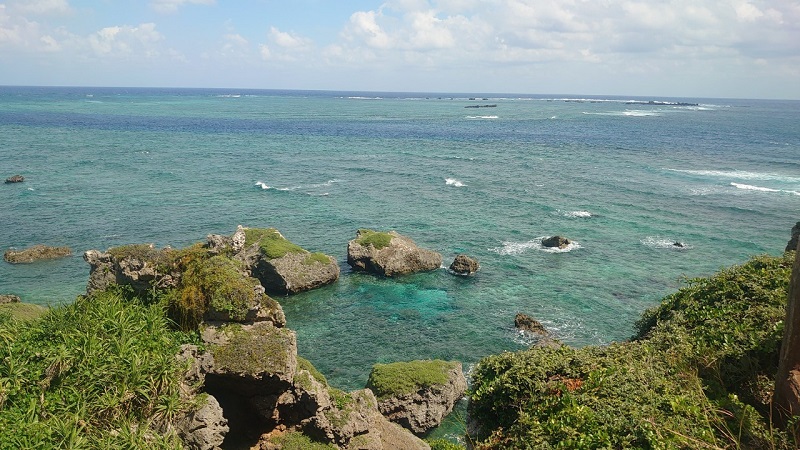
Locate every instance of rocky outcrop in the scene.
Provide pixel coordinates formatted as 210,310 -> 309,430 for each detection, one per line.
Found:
367,360 -> 466,436
0,294 -> 21,304
787,222 -> 800,253
449,254 -> 479,275
172,395 -> 229,450
237,227 -> 340,295
347,230 -> 442,277
4,175 -> 24,183
4,245 -> 71,263
541,236 -> 571,249
515,313 -> 548,335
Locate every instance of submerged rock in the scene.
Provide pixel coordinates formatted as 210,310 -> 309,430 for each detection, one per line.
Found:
347,229 -> 442,277
367,360 -> 466,436
541,236 -> 571,249
4,245 -> 71,263
4,174 -> 24,183
787,222 -> 800,252
449,254 -> 479,275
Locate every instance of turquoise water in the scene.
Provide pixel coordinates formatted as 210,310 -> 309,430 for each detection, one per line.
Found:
2,87 -> 799,395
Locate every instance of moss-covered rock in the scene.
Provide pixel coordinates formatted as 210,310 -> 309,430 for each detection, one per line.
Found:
347,230 -> 442,277
367,360 -> 466,436
4,244 -> 71,263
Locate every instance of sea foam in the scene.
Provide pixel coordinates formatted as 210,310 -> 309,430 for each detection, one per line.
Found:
446,178 -> 466,187
731,182 -> 800,196
640,237 -> 691,250
562,210 -> 592,218
667,169 -> 800,183
491,237 -> 581,255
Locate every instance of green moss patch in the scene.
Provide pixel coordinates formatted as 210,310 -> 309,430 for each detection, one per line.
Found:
267,431 -> 337,450
211,324 -> 294,375
303,252 -> 331,266
367,359 -> 456,400
356,229 -> 393,250
297,356 -> 328,386
244,228 -> 306,259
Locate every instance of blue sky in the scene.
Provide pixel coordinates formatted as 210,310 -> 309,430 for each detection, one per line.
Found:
1,0 -> 798,99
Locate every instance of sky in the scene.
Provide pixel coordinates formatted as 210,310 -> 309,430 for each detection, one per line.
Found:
0,0 -> 798,99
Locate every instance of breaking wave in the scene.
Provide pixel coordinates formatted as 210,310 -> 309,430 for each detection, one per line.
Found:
490,237 -> 581,255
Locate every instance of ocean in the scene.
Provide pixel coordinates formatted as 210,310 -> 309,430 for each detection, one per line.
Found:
1,86 -> 799,397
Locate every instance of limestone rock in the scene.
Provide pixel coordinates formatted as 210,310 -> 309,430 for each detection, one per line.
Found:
347,230 -> 442,277
4,245 -> 71,263
787,222 -> 800,252
449,254 -> 479,275
239,228 -> 340,295
203,321 -> 297,396
4,175 -> 24,183
173,394 -> 229,450
367,361 -> 466,436
541,236 -> 571,249
0,294 -> 21,304
307,389 -> 380,446
514,313 -> 548,335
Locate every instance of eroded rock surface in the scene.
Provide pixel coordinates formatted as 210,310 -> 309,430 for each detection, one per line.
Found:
4,245 -> 71,263
449,254 -> 479,275
541,236 -> 571,249
347,230 -> 442,277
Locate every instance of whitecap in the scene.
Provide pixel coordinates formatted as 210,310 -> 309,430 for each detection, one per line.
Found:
563,210 -> 592,218
445,178 -> 466,187
731,182 -> 800,196
255,181 -> 270,190
465,115 -> 498,119
490,237 -> 581,255
640,237 -> 691,250
666,169 -> 800,184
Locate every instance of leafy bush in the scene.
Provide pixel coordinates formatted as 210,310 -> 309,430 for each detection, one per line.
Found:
243,228 -> 305,259
469,253 -> 797,449
0,289 -> 189,449
367,360 -> 456,400
356,229 -> 393,250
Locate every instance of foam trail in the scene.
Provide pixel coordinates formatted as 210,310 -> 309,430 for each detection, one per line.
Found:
446,178 -> 466,187
667,169 -> 800,183
731,182 -> 779,193
255,181 -> 270,190
564,210 -> 592,218
490,237 -> 581,255
640,237 -> 691,249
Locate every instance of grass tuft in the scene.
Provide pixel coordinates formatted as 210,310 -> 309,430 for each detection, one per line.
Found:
356,229 -> 393,250
367,360 -> 456,400
243,228 -> 305,259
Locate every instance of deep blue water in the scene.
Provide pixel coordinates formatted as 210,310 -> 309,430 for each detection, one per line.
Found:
1,87 -> 799,399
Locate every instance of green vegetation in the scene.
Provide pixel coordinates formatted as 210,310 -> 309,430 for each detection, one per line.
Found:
469,253 -> 797,449
266,431 -> 337,450
210,324 -> 294,375
367,360 -> 456,400
0,288 -> 189,449
107,243 -> 165,263
304,252 -> 331,266
356,229 -> 393,250
243,227 -> 305,259
0,302 -> 48,321
427,438 -> 467,450
297,356 -> 328,386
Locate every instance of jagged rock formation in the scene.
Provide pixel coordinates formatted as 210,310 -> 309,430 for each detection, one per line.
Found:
449,254 -> 479,275
4,174 -> 24,183
367,360 -> 466,436
4,245 -> 71,263
541,236 -> 571,249
0,294 -> 21,304
787,222 -> 800,252
347,229 -> 442,277
515,313 -> 548,335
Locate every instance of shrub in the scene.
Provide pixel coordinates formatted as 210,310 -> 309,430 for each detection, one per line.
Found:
356,229 -> 393,250
367,360 -> 456,400
469,253 -> 797,449
0,290 -> 188,449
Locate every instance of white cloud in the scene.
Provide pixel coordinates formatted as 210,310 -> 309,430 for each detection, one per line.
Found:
151,0 -> 215,14
88,23 -> 163,56
9,0 -> 71,15
269,27 -> 312,50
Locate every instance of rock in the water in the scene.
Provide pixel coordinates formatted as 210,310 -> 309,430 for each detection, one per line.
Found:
787,222 -> 800,252
239,227 -> 340,295
514,313 -> 548,335
4,245 -> 71,263
541,235 -> 571,249
347,229 -> 442,277
4,175 -> 24,183
0,294 -> 21,304
367,360 -> 466,436
449,254 -> 479,275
